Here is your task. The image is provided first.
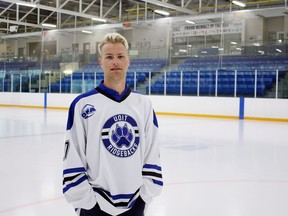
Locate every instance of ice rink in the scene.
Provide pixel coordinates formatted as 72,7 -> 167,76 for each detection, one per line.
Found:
1,106 -> 288,216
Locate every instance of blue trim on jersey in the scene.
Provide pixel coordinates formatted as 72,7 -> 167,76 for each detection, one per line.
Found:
131,89 -> 143,95
152,179 -> 163,186
63,175 -> 87,193
153,110 -> 159,128
143,164 -> 162,171
128,198 -> 137,208
66,88 -> 99,130
63,167 -> 86,175
98,81 -> 130,102
93,187 -> 140,208
94,188 -> 136,200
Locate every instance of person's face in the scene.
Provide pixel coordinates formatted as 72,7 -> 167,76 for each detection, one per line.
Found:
99,42 -> 130,83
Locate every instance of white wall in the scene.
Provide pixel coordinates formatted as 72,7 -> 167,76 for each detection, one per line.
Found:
0,92 -> 44,107
1,92 -> 288,122
150,96 -> 239,118
245,98 -> 288,119
245,17 -> 264,41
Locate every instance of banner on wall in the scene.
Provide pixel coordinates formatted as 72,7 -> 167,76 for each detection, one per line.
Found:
172,20 -> 243,37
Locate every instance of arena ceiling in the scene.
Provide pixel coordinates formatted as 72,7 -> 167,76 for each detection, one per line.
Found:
0,0 -> 286,37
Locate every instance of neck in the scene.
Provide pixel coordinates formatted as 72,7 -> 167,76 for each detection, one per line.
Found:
103,80 -> 126,94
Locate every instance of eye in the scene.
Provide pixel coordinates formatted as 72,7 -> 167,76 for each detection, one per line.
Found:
105,56 -> 113,60
118,55 -> 125,59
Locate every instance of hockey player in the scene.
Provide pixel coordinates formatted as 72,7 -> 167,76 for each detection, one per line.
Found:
62,32 -> 163,216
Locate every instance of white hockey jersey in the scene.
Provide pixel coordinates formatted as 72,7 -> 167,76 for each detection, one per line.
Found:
63,82 -> 163,215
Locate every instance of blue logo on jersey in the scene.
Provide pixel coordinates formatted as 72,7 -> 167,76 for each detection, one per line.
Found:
112,123 -> 133,148
102,114 -> 139,158
81,104 -> 96,119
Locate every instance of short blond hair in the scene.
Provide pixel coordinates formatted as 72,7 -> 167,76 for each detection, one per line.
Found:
98,33 -> 129,56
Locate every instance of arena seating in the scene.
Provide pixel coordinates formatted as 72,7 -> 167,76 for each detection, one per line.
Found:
0,60 -> 60,92
0,56 -> 287,97
148,55 -> 288,96
50,59 -> 167,93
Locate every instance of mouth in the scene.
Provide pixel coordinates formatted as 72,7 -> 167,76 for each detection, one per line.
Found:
111,68 -> 121,71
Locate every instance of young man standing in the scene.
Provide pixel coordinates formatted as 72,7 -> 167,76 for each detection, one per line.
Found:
63,32 -> 163,216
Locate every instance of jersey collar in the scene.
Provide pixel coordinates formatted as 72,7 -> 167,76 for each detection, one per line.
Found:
96,81 -> 131,102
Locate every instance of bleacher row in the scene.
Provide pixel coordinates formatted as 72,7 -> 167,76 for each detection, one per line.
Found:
149,70 -> 284,96
50,72 -> 148,93
147,55 -> 287,96
74,59 -> 167,73
49,59 -> 167,92
180,55 -> 288,71
0,61 -> 60,71
0,56 -> 287,96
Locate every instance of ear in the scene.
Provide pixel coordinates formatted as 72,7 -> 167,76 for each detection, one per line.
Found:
98,57 -> 103,68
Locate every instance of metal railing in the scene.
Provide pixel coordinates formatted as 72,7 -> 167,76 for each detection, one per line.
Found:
1,69 -> 287,99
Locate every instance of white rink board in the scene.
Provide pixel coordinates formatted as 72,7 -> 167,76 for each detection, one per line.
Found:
1,92 -> 288,120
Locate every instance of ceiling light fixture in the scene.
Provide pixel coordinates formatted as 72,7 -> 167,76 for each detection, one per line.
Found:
253,42 -> 261,47
154,9 -> 170,16
64,70 -> 73,75
82,30 -> 92,34
92,17 -> 107,22
138,0 -> 196,15
185,20 -> 195,24
42,23 -> 56,28
232,0 -> 246,7
16,2 -> 36,8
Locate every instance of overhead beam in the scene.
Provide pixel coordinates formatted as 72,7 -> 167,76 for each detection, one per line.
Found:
0,31 -> 42,39
184,0 -> 193,8
0,3 -> 14,16
41,0 -> 70,25
19,0 -> 40,22
0,18 -> 49,29
138,0 -> 197,15
0,23 -> 124,39
83,0 -> 98,13
103,1 -> 119,18
1,0 -> 116,23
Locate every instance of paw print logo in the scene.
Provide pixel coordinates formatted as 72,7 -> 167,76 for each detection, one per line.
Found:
102,114 -> 139,158
111,123 -> 133,148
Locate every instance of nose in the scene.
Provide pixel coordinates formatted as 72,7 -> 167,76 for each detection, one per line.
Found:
113,61 -> 119,66
112,57 -> 120,66
111,60 -> 121,70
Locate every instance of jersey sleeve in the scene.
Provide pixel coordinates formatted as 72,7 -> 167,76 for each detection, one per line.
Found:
140,101 -> 163,204
62,99 -> 97,210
